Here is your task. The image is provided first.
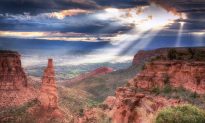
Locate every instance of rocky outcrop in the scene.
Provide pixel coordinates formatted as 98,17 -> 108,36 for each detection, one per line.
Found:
132,47 -> 205,65
132,48 -> 168,65
129,60 -> 205,94
0,50 -> 38,108
35,59 -> 63,123
0,50 -> 27,90
77,48 -> 205,123
77,87 -> 184,123
38,59 -> 58,109
0,52 -> 64,122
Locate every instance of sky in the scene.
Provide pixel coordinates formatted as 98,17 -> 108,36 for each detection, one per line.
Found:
0,0 -> 205,66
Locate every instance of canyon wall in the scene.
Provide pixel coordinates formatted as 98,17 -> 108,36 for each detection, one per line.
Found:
132,47 -> 205,65
129,60 -> 205,94
77,47 -> 205,123
0,50 -> 27,90
77,87 -> 184,123
0,50 -> 38,108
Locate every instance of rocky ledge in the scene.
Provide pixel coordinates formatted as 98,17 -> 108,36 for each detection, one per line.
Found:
129,61 -> 205,94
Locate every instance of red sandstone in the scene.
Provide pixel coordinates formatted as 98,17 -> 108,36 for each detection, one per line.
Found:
0,50 -> 27,90
38,59 -> 58,109
129,60 -> 205,94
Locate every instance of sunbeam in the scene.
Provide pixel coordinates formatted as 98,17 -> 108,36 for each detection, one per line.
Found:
85,3 -> 182,63
126,29 -> 161,55
192,31 -> 205,46
175,22 -> 185,47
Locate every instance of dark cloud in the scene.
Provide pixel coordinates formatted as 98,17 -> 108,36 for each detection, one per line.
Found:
95,0 -> 149,8
0,0 -> 149,15
0,13 -> 133,35
0,0 -> 98,15
0,0 -> 205,49
0,37 -> 112,54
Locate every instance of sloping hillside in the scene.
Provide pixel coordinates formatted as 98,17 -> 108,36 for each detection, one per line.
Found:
65,65 -> 142,101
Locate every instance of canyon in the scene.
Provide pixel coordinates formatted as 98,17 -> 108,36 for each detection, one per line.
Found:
77,87 -> 184,123
77,48 -> 205,123
129,60 -> 205,94
0,50 -> 38,108
0,51 -> 63,123
1,48 -> 205,123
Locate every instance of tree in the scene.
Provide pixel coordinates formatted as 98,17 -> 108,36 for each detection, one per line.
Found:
168,49 -> 177,60
188,48 -> 195,59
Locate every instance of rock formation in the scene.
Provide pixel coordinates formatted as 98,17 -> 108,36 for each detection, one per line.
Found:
132,48 -> 168,65
77,87 -> 184,123
0,50 -> 38,108
77,47 -> 205,123
0,50 -> 27,90
132,47 -> 205,65
129,60 -> 205,94
39,59 -> 58,109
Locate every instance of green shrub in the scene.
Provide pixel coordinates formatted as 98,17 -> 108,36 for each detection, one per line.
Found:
152,87 -> 160,95
188,48 -> 195,59
141,64 -> 146,70
79,109 -> 84,116
162,85 -> 172,94
163,74 -> 170,85
190,92 -> 199,99
155,104 -> 205,123
168,49 -> 177,60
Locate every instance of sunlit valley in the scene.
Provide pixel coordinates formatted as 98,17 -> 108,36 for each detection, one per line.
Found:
0,0 -> 205,123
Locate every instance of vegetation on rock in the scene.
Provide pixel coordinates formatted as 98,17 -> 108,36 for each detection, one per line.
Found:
156,104 -> 205,123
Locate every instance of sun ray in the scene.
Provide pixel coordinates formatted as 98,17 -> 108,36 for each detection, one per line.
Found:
175,22 -> 185,47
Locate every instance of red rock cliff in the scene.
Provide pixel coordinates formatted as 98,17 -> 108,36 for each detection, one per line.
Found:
132,47 -> 205,65
0,51 -> 38,108
129,60 -> 205,94
0,50 -> 27,90
77,48 -> 205,123
76,87 -> 184,123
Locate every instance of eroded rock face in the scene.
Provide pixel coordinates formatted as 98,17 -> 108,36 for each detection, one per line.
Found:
77,87 -> 184,123
0,50 -> 27,90
132,47 -> 205,65
132,48 -> 168,65
0,51 -> 38,108
111,87 -> 145,123
129,60 -> 205,94
39,59 -> 58,109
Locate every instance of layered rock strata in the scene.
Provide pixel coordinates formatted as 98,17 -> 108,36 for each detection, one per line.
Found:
0,51 -> 37,108
38,59 -> 58,109
0,50 -> 27,90
77,87 -> 184,123
129,60 -> 205,94
132,47 -> 205,65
